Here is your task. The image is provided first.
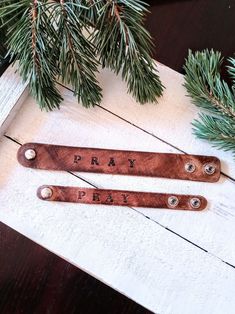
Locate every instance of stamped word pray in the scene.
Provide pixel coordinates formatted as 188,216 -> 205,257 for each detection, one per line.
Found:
77,190 -> 130,204
74,155 -> 136,168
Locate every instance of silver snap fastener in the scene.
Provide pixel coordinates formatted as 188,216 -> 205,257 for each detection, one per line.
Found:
168,196 -> 179,207
24,149 -> 36,160
185,162 -> 196,173
40,187 -> 53,199
190,197 -> 201,209
204,164 -> 216,175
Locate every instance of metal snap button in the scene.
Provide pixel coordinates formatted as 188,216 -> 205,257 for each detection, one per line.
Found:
190,197 -> 201,209
40,187 -> 53,199
204,164 -> 216,175
168,196 -> 179,207
24,149 -> 36,160
185,162 -> 196,173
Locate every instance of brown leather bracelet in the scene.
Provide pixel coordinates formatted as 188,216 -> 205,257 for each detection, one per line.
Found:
37,185 -> 207,211
18,143 -> 221,182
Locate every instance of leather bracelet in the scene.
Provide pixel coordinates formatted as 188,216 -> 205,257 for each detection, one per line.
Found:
18,143 -> 221,182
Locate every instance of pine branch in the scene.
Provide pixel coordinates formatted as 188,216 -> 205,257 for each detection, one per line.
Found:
53,0 -> 102,107
0,0 -> 163,110
0,0 -> 26,59
184,49 -> 235,157
227,57 -> 235,89
193,114 -> 235,155
94,0 -> 164,104
2,0 -> 63,110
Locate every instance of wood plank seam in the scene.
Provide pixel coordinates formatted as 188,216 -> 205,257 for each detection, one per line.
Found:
5,135 -> 235,270
57,82 -> 235,184
3,65 -> 234,264
2,65 -> 234,182
56,82 -> 186,153
96,105 -> 235,183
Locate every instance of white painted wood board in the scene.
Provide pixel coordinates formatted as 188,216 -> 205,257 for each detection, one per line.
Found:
96,64 -> 235,178
1,137 -> 235,314
4,72 -> 235,265
0,64 -> 28,136
1,63 -> 235,314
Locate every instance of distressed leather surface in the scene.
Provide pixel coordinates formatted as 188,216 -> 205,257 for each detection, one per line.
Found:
37,185 -> 207,211
18,143 -> 221,182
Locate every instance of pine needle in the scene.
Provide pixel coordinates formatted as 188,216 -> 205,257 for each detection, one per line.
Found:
0,0 -> 163,110
184,49 -> 235,157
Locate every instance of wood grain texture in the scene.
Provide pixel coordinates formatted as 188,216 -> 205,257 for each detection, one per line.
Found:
96,63 -> 235,179
0,64 -> 28,136
1,75 -> 235,313
0,222 -> 151,314
2,138 -> 235,314
5,72 -> 235,265
17,142 -> 221,182
1,2 -> 235,313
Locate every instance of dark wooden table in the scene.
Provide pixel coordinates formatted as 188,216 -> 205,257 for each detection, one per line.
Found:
1,1 -> 235,313
146,0 -> 235,72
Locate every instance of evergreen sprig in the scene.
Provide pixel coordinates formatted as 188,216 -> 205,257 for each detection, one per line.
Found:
0,0 -> 163,110
94,0 -> 163,103
184,49 -> 235,157
53,1 -> 102,107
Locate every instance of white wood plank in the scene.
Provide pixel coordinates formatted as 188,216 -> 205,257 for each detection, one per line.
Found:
1,137 -> 235,314
4,86 -> 235,267
0,64 -> 28,136
95,63 -> 235,179
2,62 -> 234,177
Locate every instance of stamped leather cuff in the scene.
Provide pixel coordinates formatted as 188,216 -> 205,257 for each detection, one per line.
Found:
18,143 -> 221,182
37,185 -> 207,211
